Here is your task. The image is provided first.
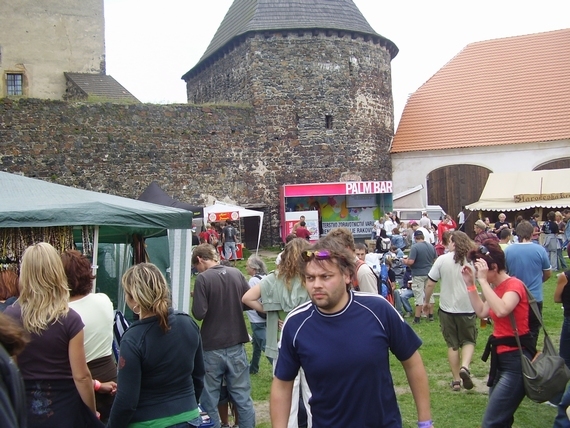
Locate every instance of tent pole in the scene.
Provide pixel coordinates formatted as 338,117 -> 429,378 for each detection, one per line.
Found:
91,226 -> 100,292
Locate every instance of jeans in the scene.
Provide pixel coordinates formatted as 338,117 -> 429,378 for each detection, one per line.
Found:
558,245 -> 568,270
250,322 -> 272,374
554,382 -> 570,428
200,344 -> 255,428
482,350 -> 528,428
224,241 -> 237,260
396,288 -> 413,314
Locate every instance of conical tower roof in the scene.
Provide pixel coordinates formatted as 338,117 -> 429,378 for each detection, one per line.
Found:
183,0 -> 397,79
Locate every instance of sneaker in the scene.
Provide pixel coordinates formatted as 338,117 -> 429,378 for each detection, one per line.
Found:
403,312 -> 411,318
412,318 -> 421,324
428,315 -> 434,322
221,425 -> 230,428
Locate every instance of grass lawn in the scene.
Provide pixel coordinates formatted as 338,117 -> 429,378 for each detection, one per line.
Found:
193,249 -> 565,427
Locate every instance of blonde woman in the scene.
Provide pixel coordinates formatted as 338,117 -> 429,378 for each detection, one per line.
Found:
242,238 -> 312,428
107,263 -> 205,428
5,242 -> 102,427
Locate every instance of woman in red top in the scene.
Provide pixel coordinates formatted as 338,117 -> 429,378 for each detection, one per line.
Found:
461,239 -> 534,428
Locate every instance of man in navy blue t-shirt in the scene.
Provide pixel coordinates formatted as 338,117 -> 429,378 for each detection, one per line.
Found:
270,238 -> 434,428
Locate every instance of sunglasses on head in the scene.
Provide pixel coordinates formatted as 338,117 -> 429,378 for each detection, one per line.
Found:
302,250 -> 332,262
478,245 -> 490,256
469,245 -> 494,263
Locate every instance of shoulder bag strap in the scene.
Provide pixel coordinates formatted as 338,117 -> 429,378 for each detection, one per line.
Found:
521,282 -> 552,339
508,312 -> 526,359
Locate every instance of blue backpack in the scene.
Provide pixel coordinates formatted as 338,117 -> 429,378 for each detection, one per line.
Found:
379,264 -> 390,297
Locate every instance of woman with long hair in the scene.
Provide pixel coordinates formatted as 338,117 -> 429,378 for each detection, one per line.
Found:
461,239 -> 535,427
107,263 -> 205,428
4,242 -> 102,427
242,237 -> 311,428
61,250 -> 117,422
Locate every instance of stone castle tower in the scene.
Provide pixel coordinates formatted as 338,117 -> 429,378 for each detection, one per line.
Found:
182,0 -> 398,188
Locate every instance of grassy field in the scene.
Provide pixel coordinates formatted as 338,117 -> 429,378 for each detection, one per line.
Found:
200,249 -> 565,428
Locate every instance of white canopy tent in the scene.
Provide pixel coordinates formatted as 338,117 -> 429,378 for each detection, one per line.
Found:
466,168 -> 570,212
203,202 -> 264,254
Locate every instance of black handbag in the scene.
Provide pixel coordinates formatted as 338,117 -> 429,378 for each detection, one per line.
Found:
509,285 -> 570,403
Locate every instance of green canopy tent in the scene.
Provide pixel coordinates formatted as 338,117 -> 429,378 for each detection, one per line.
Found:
0,171 -> 193,312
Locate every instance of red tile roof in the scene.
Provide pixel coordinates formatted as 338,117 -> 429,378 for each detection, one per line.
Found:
392,28 -> 570,153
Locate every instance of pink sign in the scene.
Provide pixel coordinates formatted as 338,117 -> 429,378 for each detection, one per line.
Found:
283,181 -> 392,197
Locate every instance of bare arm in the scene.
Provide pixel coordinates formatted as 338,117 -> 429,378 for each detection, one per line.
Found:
242,283 -> 263,312
270,377 -> 294,428
543,269 -> 552,283
554,272 -> 568,303
68,330 -> 97,413
401,351 -> 433,427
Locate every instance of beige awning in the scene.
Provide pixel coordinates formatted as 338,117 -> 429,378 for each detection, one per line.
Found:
466,168 -> 570,212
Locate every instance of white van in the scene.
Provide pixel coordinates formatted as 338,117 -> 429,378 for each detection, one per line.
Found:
395,205 -> 446,226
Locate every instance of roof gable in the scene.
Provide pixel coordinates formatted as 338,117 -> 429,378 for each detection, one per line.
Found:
64,73 -> 140,103
183,0 -> 396,79
392,28 -> 570,153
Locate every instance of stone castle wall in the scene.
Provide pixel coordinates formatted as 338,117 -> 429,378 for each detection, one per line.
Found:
1,32 -> 395,246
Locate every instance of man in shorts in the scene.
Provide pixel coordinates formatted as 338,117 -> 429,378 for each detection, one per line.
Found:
402,230 -> 437,323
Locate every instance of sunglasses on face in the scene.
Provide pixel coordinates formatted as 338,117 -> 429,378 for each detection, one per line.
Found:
302,250 -> 332,262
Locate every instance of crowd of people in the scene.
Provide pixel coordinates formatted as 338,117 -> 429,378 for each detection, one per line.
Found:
2,208 -> 570,427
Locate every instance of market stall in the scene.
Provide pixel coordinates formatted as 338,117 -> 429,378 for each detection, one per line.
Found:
466,169 -> 570,213
280,181 -> 393,241
0,172 -> 193,313
202,201 -> 264,257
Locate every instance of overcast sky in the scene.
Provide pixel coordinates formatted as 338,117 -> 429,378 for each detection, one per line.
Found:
105,0 -> 569,126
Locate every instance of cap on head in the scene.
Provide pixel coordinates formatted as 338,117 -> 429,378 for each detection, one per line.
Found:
413,230 -> 424,238
475,220 -> 486,230
409,221 -> 418,226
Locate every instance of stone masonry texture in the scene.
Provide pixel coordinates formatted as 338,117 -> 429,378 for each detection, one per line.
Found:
1,31 -> 394,246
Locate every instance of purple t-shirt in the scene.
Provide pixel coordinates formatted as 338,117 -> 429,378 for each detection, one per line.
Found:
5,304 -> 84,380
